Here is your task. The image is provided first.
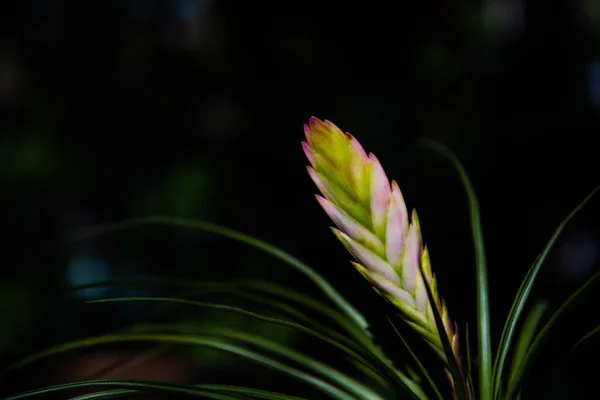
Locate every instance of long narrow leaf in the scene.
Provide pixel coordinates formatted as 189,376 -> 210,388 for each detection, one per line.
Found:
349,360 -> 393,390
194,385 -> 306,400
420,139 -> 491,400
233,281 -> 372,344
574,326 -> 600,348
2,380 -> 240,400
70,279 -> 422,398
388,317 -> 444,400
70,389 -> 133,400
495,185 -> 599,398
67,390 -> 246,400
419,263 -> 469,400
63,383 -> 311,400
69,389 -> 134,400
57,216 -> 369,332
71,278 -> 369,345
218,286 -> 426,399
214,290 -> 371,353
505,267 -> 600,400
86,279 -> 394,386
207,291 -> 395,388
465,323 -> 471,379
87,296 -> 386,383
1,333 -> 359,400
464,323 -> 475,396
493,260 -> 535,395
209,329 -> 385,400
506,301 -> 547,394
193,280 -> 417,391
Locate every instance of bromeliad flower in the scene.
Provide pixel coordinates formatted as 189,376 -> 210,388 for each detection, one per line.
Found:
303,117 -> 472,399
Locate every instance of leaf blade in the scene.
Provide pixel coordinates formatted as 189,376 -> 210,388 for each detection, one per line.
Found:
388,317 -> 444,400
507,301 -> 547,391
419,262 -> 469,400
87,296 -> 387,386
1,381 -> 240,400
419,138 -> 490,400
505,267 -> 600,400
494,185 -> 599,398
1,333 -> 361,400
57,216 -> 369,332
69,278 -> 424,399
3,382 -> 309,400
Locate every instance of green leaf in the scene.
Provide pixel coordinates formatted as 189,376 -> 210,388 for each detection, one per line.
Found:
419,264 -> 469,400
64,383 -> 310,400
494,185 -> 599,399
130,320 -> 413,399
76,278 -> 391,381
217,289 -> 368,350
87,296 -> 386,384
56,216 -> 369,332
205,329 -> 386,400
195,286 -> 428,400
574,325 -> 600,348
349,359 -> 393,391
72,278 -> 368,345
62,219 -> 426,400
68,389 -> 136,400
181,290 -> 396,389
191,385 -> 308,400
505,267 -> 600,400
70,279 -> 425,400
1,380 -> 243,400
231,281 -> 371,344
419,139 -> 491,400
465,322 -> 475,395
387,317 -> 444,400
506,301 -> 547,395
1,333 -> 360,400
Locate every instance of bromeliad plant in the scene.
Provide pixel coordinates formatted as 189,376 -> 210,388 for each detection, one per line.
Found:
1,118 -> 598,400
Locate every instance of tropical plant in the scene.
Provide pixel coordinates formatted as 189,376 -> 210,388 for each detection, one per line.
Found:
0,118 -> 598,400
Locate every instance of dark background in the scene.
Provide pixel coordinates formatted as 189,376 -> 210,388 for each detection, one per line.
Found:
0,0 -> 599,398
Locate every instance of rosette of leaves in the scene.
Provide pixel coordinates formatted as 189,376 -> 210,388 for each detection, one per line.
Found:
0,119 -> 598,400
